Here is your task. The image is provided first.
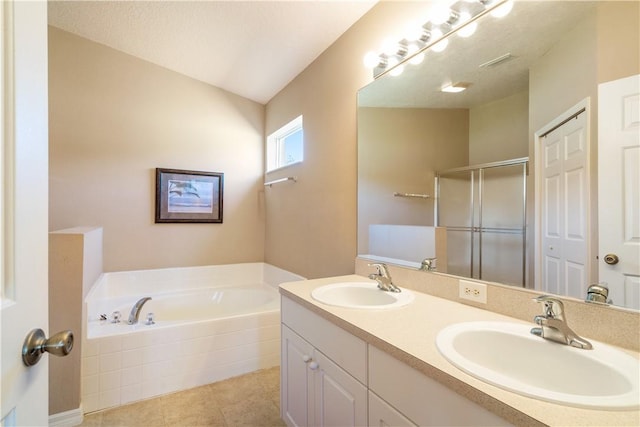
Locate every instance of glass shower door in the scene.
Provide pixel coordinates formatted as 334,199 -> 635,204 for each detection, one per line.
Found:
480,163 -> 527,286
436,158 -> 528,287
437,170 -> 475,278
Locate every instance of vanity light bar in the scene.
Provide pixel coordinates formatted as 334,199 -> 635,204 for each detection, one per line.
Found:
365,0 -> 512,79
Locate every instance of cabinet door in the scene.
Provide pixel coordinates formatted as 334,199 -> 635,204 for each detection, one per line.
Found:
282,325 -> 314,427
312,350 -> 367,427
368,391 -> 417,427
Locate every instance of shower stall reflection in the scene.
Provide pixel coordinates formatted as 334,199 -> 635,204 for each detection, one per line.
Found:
436,158 -> 528,287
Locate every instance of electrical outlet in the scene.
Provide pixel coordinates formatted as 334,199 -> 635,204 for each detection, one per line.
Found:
459,280 -> 487,304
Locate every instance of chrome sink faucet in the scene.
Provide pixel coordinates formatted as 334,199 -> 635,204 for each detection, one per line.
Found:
530,295 -> 592,350
419,257 -> 437,271
128,297 -> 152,325
368,263 -> 401,293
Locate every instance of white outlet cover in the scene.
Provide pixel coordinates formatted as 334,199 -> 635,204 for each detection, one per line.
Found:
459,279 -> 487,304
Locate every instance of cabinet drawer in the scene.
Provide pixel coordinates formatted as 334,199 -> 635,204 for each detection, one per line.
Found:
369,346 -> 512,427
369,391 -> 417,427
282,296 -> 367,384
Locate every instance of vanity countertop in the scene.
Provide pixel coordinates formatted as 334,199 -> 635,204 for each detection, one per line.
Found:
279,275 -> 640,427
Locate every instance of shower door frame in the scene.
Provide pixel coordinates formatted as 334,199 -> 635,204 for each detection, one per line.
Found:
435,157 -> 528,286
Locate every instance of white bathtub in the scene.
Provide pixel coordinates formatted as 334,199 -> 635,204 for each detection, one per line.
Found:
81,263 -> 304,413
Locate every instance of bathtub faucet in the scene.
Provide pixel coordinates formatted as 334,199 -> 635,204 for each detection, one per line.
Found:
128,297 -> 152,325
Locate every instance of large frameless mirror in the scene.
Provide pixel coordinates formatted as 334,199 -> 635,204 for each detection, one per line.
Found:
357,1 -> 639,310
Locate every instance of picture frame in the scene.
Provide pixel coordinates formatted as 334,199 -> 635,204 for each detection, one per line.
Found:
155,168 -> 224,223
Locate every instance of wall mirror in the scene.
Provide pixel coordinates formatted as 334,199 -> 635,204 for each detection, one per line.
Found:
357,1 -> 639,310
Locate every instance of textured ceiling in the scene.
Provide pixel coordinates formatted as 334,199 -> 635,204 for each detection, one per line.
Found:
48,1 -> 377,104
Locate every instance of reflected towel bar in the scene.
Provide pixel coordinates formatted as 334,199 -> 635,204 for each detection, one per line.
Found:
264,176 -> 297,187
394,192 -> 430,199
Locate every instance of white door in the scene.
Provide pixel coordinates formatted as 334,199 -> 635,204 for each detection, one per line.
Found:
538,104 -> 589,298
1,1 -> 50,426
598,74 -> 640,310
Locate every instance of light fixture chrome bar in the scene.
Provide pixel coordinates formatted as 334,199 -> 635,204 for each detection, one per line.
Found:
373,0 -> 510,79
393,192 -> 430,199
264,176 -> 297,187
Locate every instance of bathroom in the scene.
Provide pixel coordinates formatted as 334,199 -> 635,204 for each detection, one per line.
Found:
2,0 -> 638,426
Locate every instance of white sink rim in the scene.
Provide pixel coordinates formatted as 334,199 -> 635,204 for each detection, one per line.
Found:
436,321 -> 640,410
311,282 -> 414,309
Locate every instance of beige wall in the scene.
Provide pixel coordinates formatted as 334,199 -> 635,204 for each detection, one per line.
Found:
264,2 -> 428,279
597,1 -> 640,84
469,91 -> 529,165
49,27 -> 266,272
357,107 -> 469,254
49,227 -> 102,415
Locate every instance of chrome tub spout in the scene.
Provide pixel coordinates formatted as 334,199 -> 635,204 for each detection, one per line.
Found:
128,297 -> 152,325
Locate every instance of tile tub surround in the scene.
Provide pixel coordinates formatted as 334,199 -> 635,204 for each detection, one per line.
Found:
279,275 -> 640,427
355,257 -> 640,352
81,311 -> 280,413
81,262 -> 305,413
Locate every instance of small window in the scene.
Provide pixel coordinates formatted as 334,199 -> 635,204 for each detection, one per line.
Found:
266,115 -> 303,172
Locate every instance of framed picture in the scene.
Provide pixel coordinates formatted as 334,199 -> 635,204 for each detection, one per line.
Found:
155,168 -> 223,223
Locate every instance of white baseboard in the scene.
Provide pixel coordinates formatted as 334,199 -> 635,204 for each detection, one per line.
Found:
49,407 -> 83,427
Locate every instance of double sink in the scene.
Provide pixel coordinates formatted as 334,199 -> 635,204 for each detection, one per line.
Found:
310,281 -> 640,411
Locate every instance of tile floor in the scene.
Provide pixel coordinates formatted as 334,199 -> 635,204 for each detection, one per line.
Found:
78,366 -> 285,427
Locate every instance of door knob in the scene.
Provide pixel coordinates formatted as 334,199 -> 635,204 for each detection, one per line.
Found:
22,329 -> 74,366
603,254 -> 619,265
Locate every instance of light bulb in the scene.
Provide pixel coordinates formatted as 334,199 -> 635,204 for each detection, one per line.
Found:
404,21 -> 426,41
381,37 -> 400,56
405,43 -> 425,65
457,13 -> 477,37
430,29 -> 448,52
409,52 -> 425,65
432,39 -> 448,52
390,64 -> 405,77
430,4 -> 451,25
363,51 -> 382,69
491,0 -> 513,18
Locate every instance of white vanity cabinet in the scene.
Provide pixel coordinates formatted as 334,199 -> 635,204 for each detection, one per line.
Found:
281,297 -> 368,427
281,296 -> 512,427
369,346 -> 512,427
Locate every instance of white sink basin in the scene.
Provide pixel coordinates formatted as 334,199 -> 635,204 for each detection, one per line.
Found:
311,282 -> 414,309
436,321 -> 640,410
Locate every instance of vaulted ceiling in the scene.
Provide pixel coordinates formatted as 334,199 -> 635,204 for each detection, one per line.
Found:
48,1 -> 377,104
